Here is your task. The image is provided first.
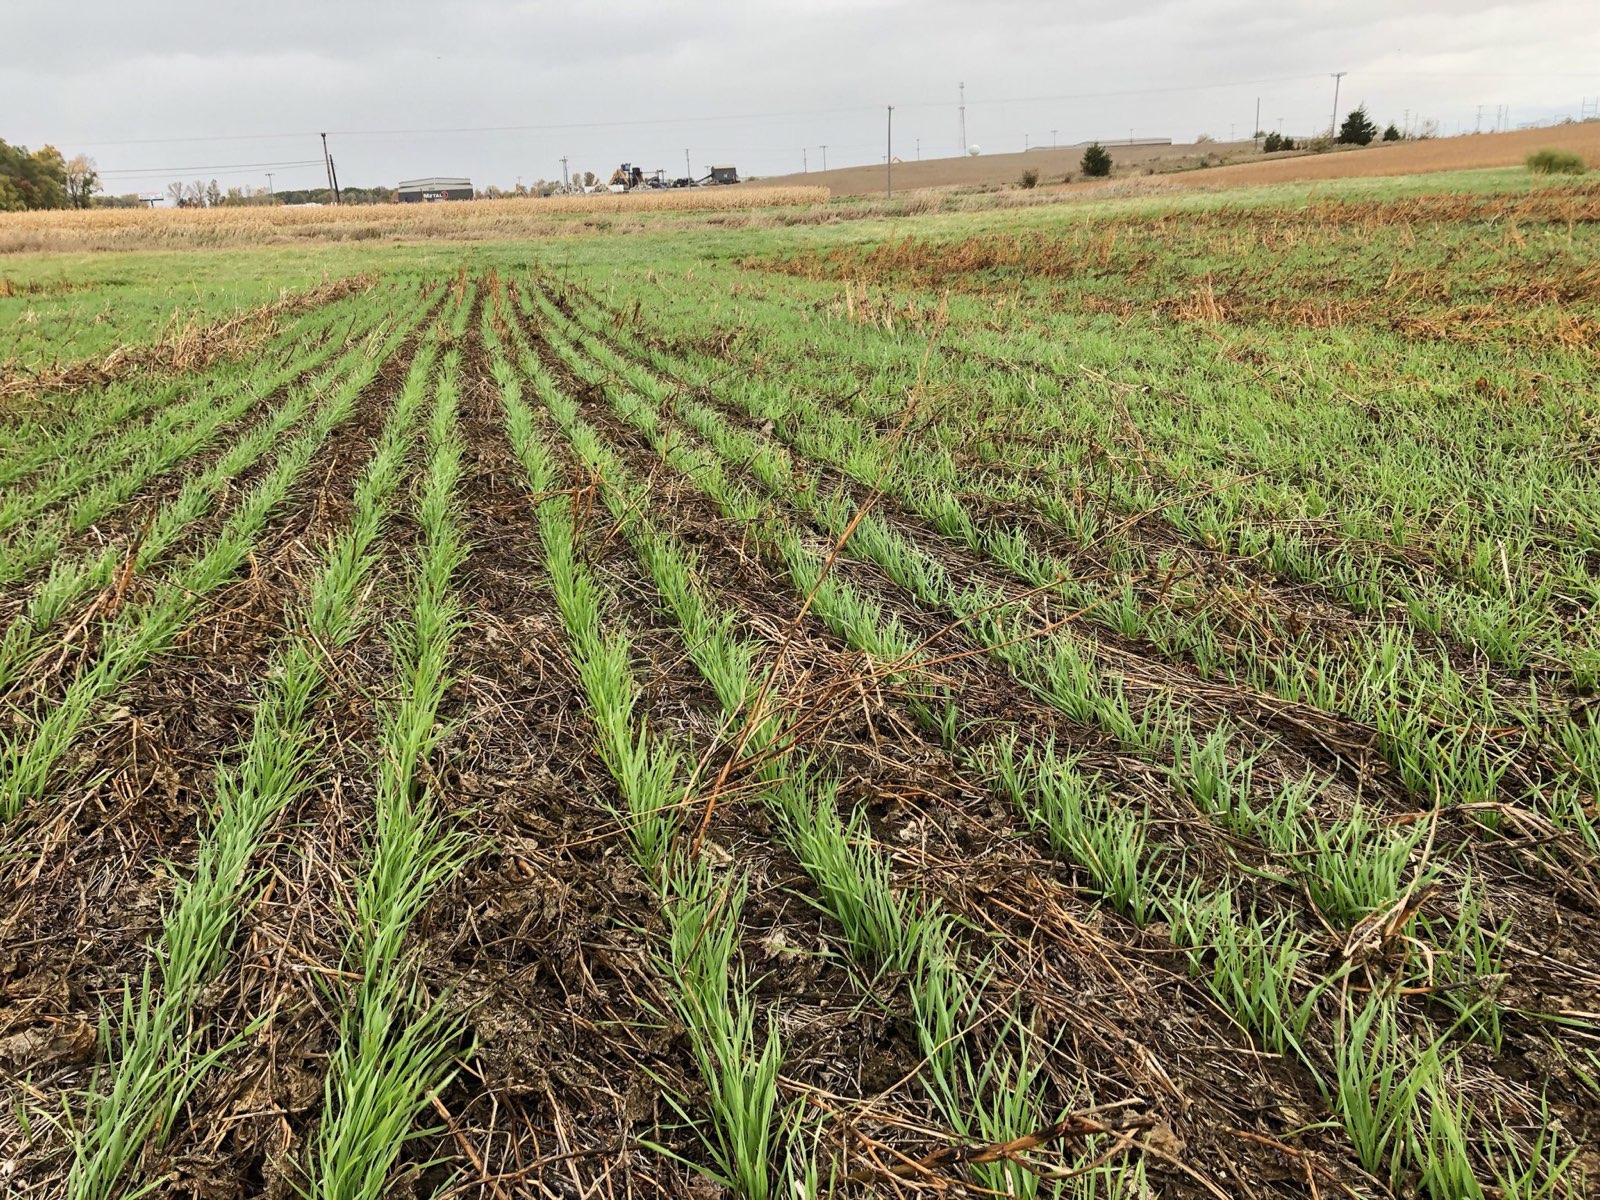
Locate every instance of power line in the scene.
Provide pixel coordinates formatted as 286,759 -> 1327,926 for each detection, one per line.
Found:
61,72 -> 1338,150
95,158 -> 325,176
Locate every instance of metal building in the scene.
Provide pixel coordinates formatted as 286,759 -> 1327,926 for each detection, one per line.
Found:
397,177 -> 474,203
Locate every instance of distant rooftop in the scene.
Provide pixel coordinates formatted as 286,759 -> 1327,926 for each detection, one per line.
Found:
397,177 -> 472,190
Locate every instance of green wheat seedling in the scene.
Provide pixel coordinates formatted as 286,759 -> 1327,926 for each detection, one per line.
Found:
658,863 -> 785,1200
66,649 -> 321,1200
1165,885 -> 1328,1058
1303,803 -> 1435,924
1327,992 -> 1429,1182
515,306 -> 1144,1196
560,414 -> 932,970
0,371 -> 320,694
986,735 -> 1162,924
499,349 -> 684,871
1417,878 -> 1510,1051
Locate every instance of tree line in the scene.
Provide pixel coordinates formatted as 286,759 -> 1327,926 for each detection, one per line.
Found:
0,139 -> 100,210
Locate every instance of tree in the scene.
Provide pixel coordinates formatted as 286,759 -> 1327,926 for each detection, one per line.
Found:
66,154 -> 99,208
166,180 -> 186,206
204,179 -> 222,207
1338,105 -> 1378,146
0,139 -> 69,209
1263,132 -> 1283,153
1080,141 -> 1112,177
1382,124 -> 1401,142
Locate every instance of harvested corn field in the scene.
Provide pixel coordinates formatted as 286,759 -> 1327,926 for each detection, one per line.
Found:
1,170 -> 1597,1200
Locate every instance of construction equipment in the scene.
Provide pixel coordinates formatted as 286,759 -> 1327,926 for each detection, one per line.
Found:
610,162 -> 740,191
671,165 -> 739,186
608,163 -> 668,192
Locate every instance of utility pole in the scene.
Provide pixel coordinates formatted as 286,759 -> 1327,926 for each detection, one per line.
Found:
958,82 -> 967,152
1024,132 -> 1029,151
803,148 -> 808,173
1476,104 -> 1483,133
266,172 -> 274,196
328,155 -> 342,205
1329,72 -> 1347,137
886,105 -> 894,198
320,132 -> 336,204
1229,123 -> 1236,141
820,144 -> 828,170
561,155 -> 570,191
916,137 -> 921,160
684,149 -> 691,180
1254,97 -> 1261,147
1051,128 -> 1058,149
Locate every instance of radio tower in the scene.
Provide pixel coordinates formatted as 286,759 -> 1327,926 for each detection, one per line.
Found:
959,81 -> 967,152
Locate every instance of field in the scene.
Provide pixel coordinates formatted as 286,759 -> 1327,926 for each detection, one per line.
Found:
0,187 -> 831,256
0,168 -> 1597,1200
751,124 -> 1600,198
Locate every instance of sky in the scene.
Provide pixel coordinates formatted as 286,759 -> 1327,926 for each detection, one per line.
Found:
7,0 -> 1600,198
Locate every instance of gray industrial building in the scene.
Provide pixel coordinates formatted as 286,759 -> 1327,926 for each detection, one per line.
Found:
397,177 -> 474,202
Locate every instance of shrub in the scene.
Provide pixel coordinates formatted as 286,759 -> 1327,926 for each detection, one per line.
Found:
1338,105 -> 1378,145
1080,142 -> 1112,177
1526,148 -> 1587,175
1018,168 -> 1039,189
1307,135 -> 1333,154
1383,124 -> 1402,142
1061,172 -> 1075,184
1263,132 -> 1284,153
1281,136 -> 1297,151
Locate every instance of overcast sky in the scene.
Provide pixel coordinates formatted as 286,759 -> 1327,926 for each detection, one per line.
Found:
7,0 -> 1600,196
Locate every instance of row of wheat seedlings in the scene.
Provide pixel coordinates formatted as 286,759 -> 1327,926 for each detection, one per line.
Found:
658,265 -> 1598,687
525,290 -> 1580,1198
0,300 -> 429,698
0,299 -> 394,589
511,334 -> 1151,1199
64,317 -> 445,1200
489,321 -> 801,1199
0,316 -> 414,823
0,296 -> 374,544
307,326 -> 477,1200
532,285 -> 1454,928
0,297 -> 357,490
573,302 -> 1532,1053
560,285 -> 1600,880
554,286 -> 1582,832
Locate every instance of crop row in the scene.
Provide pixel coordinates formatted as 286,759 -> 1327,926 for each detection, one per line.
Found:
0,296 -> 426,823
508,279 -> 1582,1197
548,277 -> 1599,881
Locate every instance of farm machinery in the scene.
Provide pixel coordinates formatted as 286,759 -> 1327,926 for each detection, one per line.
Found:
607,163 -> 740,192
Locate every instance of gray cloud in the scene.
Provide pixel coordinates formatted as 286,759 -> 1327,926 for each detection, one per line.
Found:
6,0 -> 1597,195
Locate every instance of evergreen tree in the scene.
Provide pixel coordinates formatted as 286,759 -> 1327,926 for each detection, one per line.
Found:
1382,124 -> 1402,142
1338,105 -> 1379,146
1080,142 -> 1112,177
